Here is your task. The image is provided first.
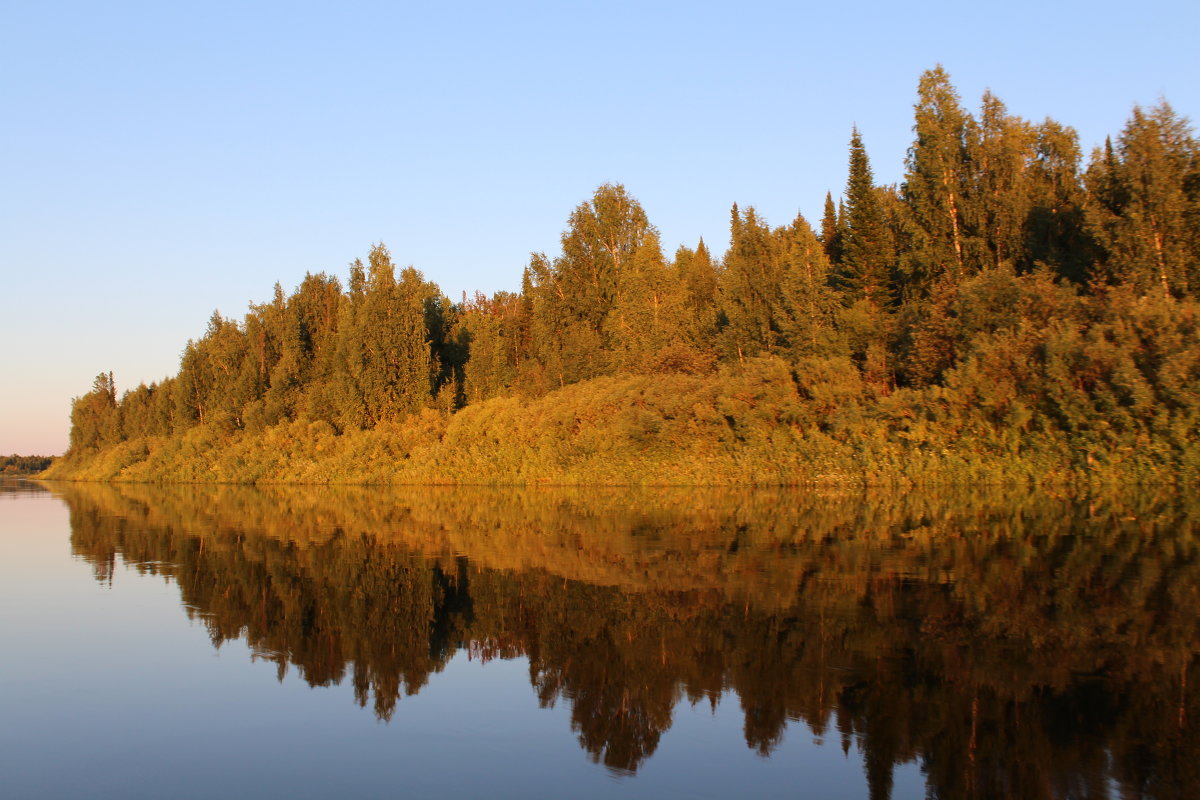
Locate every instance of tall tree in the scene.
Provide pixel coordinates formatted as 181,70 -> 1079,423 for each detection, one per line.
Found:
558,182 -> 653,333
332,244 -> 434,426
605,230 -> 687,372
902,66 -> 978,290
839,127 -> 894,307
778,212 -> 841,358
820,192 -> 843,265
970,91 -> 1037,270
1085,102 -> 1200,297
68,372 -> 119,452
170,312 -> 252,431
719,204 -> 785,360
527,184 -> 656,384
674,238 -> 721,358
1026,119 -> 1091,281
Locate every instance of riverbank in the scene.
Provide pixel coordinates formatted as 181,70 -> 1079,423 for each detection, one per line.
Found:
42,356 -> 1196,486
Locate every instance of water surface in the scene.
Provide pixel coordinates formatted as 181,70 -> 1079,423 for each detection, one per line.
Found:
2,479 -> 1197,798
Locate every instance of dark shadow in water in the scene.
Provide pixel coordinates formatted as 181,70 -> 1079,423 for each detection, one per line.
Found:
49,482 -> 1200,798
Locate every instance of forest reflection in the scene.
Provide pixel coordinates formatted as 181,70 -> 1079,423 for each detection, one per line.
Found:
0,476 -> 50,497
54,482 -> 1200,799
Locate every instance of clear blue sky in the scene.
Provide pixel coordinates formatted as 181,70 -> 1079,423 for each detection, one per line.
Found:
2,0 -> 1197,455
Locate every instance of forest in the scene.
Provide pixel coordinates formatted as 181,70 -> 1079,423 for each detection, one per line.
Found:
1,455 -> 54,475
47,67 -> 1200,485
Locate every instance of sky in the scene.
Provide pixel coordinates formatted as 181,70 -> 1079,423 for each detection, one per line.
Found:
2,0 -> 1197,455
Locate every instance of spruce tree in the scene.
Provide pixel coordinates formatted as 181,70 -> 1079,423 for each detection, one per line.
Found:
331,244 -> 433,426
675,238 -> 720,357
778,212 -> 841,357
839,127 -> 894,308
719,205 -> 784,360
820,191 -> 843,265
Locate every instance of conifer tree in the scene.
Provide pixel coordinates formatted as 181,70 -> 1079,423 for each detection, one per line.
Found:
518,267 -> 535,362
393,266 -> 439,418
719,204 -> 784,360
820,192 -> 843,265
68,372 -> 119,452
836,198 -> 849,258
332,245 -> 433,426
423,287 -> 464,410
674,238 -> 721,359
258,274 -> 341,425
1085,102 -> 1200,297
457,291 -> 525,403
778,213 -> 841,357
839,127 -> 894,307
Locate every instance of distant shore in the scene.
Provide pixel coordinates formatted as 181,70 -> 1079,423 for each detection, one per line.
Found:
2,455 -> 55,476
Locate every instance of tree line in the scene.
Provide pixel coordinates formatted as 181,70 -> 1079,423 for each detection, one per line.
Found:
61,67 -> 1200,482
1,455 -> 54,475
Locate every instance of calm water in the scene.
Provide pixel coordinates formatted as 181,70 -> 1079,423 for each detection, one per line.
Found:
1,479 -> 1197,799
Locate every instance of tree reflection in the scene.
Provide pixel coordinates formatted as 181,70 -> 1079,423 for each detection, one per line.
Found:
54,482 -> 1200,797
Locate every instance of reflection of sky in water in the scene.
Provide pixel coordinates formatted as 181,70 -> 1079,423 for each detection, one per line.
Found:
6,482 -> 1198,799
0,489 -> 925,799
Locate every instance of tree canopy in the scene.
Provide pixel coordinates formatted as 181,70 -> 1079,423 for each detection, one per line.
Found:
56,67 -> 1200,486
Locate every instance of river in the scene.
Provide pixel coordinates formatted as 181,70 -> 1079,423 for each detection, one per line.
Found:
1,478 -> 1196,798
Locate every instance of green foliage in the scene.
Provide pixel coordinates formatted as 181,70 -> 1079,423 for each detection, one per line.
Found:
673,238 -> 721,364
338,246 -> 437,425
819,192 -> 843,264
903,65 -> 977,289
777,215 -> 842,359
52,68 -> 1200,487
719,204 -> 785,359
457,291 -> 524,404
68,372 -> 118,453
524,184 -> 657,385
839,128 -> 895,307
0,454 -> 54,474
1086,102 -> 1200,297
